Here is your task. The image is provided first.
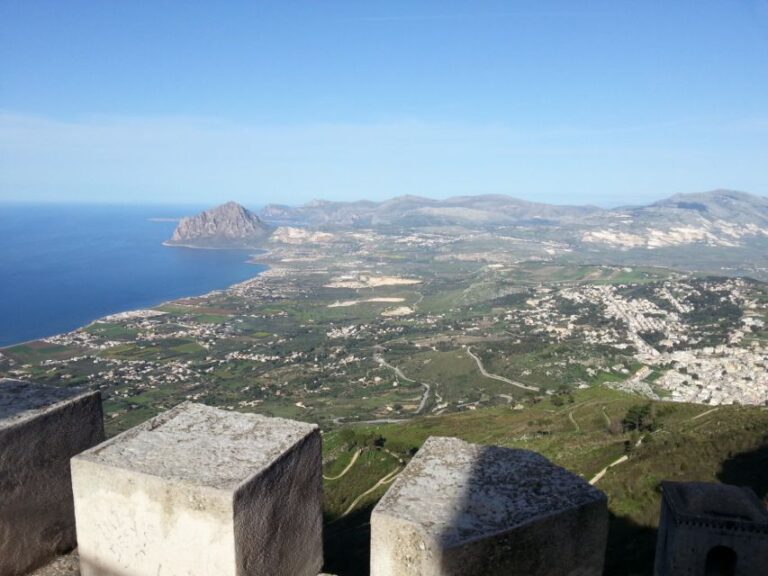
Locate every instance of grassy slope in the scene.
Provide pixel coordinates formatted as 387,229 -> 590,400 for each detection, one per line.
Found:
321,386 -> 768,575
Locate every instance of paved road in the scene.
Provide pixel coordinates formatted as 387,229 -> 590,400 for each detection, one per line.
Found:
465,347 -> 540,392
375,354 -> 431,414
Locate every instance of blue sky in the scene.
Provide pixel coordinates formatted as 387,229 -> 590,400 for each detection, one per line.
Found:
1,0 -> 767,206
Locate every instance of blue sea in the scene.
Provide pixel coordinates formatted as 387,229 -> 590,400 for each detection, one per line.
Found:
0,204 -> 266,347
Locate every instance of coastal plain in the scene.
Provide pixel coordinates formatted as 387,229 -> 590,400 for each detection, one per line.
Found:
3,229 -> 766,432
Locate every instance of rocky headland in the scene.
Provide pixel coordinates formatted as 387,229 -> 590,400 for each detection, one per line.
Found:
166,201 -> 272,249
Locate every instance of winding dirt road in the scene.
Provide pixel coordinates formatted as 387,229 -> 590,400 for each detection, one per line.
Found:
568,411 -> 581,432
341,467 -> 401,517
323,449 -> 362,481
589,455 -> 629,485
465,347 -> 540,392
375,354 -> 431,414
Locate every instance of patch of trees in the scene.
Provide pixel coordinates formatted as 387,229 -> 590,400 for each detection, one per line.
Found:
337,428 -> 386,449
384,438 -> 420,458
639,330 -> 666,346
622,402 -> 657,433
684,290 -> 742,326
550,384 -> 575,407
489,291 -> 531,308
675,201 -> 708,212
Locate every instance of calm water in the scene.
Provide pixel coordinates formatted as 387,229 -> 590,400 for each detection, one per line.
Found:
0,204 -> 266,347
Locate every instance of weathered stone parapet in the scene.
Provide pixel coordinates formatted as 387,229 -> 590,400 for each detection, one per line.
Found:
654,481 -> 768,576
0,378 -> 105,576
371,436 -> 608,576
71,402 -> 323,576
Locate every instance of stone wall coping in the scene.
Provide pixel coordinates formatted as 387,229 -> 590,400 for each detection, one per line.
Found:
0,378 -> 97,430
373,436 -> 606,547
661,481 -> 768,529
73,401 -> 318,490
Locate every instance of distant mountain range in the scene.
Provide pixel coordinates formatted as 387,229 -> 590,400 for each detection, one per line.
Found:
168,191 -> 768,266
260,189 -> 768,249
260,194 -> 599,228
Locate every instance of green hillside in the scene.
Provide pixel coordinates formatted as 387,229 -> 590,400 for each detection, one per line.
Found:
320,386 -> 768,575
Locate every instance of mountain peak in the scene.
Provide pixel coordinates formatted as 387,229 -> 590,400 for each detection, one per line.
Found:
218,200 -> 248,211
167,202 -> 272,248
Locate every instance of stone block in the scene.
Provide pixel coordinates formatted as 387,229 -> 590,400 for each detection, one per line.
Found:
0,378 -> 104,576
371,436 -> 608,576
71,402 -> 322,576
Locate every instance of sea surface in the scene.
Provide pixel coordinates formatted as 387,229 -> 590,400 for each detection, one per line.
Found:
0,203 -> 266,347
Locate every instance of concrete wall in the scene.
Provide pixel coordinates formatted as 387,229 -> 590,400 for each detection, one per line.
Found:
439,499 -> 607,576
0,385 -> 104,576
371,496 -> 607,576
234,431 -> 324,576
72,459 -> 237,576
371,437 -> 608,576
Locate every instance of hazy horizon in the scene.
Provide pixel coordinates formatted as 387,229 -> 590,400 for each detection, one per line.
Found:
0,187 -> 765,212
2,1 -> 767,206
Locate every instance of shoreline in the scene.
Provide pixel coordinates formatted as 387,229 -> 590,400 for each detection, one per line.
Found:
162,241 -> 268,251
1,251 -> 271,351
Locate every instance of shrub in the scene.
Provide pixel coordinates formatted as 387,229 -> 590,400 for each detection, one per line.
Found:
623,403 -> 657,433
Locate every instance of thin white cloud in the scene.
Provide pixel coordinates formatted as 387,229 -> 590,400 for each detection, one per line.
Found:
0,112 -> 765,205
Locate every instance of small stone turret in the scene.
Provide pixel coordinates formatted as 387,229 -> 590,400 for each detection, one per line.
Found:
654,481 -> 768,576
